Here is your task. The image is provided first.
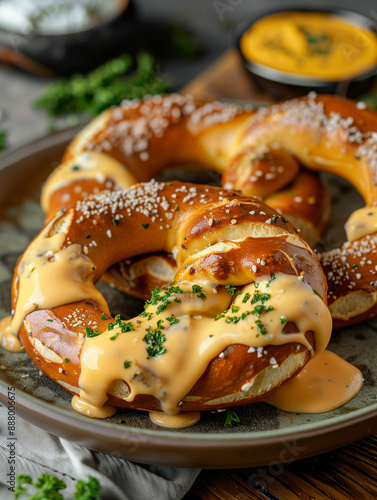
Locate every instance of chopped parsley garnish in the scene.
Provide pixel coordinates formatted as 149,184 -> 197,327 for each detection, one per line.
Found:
192,285 -> 203,293
266,273 -> 276,287
166,315 -> 179,325
85,234 -> 91,239
64,358 -> 69,363
100,313 -> 108,320
252,304 -> 273,317
271,215 -> 287,224
107,314 -> 134,333
85,327 -> 100,337
139,311 -> 153,320
124,360 -> 131,369
280,316 -> 287,325
215,312 -> 226,321
231,305 -> 240,313
47,319 -> 53,322
251,290 -> 270,304
143,327 -> 166,358
225,285 -> 242,297
224,408 -> 240,427
255,319 -> 268,335
352,264 -> 358,269
110,332 -> 119,340
144,284 -> 185,315
197,292 -> 206,300
71,165 -> 80,171
312,288 -> 322,298
225,316 -> 241,324
225,284 -> 237,296
242,292 -> 251,303
157,319 -> 164,329
113,218 -> 119,226
141,223 -> 149,229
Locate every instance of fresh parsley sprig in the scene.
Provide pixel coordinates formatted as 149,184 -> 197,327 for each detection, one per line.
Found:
0,130 -> 6,151
14,473 -> 100,500
224,408 -> 240,427
34,53 -> 169,117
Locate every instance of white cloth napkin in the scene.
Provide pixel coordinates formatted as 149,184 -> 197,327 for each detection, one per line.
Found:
0,405 -> 200,500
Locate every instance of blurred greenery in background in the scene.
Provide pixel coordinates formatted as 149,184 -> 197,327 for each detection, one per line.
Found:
34,53 -> 169,117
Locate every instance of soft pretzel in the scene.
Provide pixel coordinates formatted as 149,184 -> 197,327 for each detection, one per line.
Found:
10,181 -> 332,418
235,94 -> 377,327
42,95 -> 330,246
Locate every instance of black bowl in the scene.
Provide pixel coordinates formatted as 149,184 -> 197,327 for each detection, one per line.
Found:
0,0 -> 137,76
236,7 -> 377,100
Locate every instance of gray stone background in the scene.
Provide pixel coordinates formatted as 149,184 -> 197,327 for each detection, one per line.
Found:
0,0 -> 376,149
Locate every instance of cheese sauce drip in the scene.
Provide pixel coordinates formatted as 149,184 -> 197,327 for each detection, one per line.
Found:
71,394 -> 116,418
264,350 -> 363,413
149,411 -> 201,428
11,214 -> 109,336
77,274 -> 332,417
41,152 -> 137,213
345,207 -> 377,242
0,316 -> 24,352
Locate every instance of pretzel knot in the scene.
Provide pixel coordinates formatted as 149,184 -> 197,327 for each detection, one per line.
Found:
9,92 -> 377,422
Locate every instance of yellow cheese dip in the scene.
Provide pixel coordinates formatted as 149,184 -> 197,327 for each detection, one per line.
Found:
240,11 -> 377,81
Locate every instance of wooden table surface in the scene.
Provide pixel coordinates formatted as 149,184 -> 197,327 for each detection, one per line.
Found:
182,49 -> 377,500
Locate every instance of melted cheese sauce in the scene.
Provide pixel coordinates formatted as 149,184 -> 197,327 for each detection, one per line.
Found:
149,411 -> 201,428
264,350 -> 363,412
77,274 -> 332,417
240,11 -> 377,81
345,207 -> 377,242
41,152 -> 137,213
71,394 -> 116,418
0,316 -> 24,352
11,214 -> 109,336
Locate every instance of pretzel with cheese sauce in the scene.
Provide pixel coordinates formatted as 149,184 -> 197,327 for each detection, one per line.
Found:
10,180 -> 332,420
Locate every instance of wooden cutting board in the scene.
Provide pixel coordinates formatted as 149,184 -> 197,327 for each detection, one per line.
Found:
182,47 -> 377,102
183,48 -> 377,500
182,48 -> 270,101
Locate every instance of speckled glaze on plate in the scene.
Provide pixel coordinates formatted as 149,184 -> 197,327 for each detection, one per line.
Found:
1,129 -> 377,468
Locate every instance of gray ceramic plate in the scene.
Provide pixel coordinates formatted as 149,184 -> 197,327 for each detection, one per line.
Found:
1,130 -> 377,469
